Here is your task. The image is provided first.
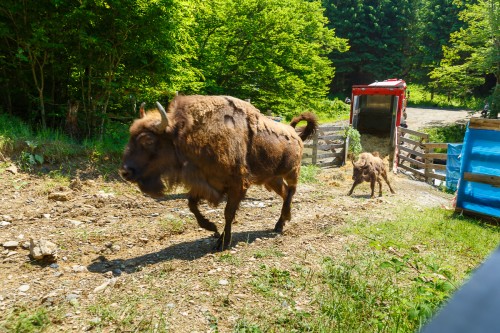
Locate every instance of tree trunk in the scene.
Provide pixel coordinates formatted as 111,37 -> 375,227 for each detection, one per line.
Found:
65,100 -> 80,140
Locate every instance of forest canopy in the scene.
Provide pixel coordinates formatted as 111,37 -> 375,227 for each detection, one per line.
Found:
0,0 -> 498,136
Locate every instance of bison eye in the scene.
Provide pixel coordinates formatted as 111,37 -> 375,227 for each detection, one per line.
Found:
137,133 -> 157,150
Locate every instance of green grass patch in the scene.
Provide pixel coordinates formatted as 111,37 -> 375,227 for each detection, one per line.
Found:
239,207 -> 500,332
299,164 -> 321,184
1,307 -> 51,333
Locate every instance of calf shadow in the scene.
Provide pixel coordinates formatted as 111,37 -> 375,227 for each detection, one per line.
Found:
87,229 -> 279,274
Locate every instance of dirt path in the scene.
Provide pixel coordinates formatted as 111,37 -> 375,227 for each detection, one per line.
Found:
406,107 -> 476,130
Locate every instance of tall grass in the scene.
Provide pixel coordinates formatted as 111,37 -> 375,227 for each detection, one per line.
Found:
0,112 -> 129,168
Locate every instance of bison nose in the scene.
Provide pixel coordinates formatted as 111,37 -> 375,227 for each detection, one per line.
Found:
120,165 -> 136,181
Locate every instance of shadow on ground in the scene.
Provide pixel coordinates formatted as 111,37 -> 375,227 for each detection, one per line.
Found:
86,229 -> 279,274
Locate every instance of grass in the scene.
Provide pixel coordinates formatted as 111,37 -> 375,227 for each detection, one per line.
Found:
407,84 -> 483,110
235,207 -> 500,332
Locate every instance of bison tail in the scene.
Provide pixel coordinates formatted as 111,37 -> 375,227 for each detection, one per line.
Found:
290,112 -> 318,141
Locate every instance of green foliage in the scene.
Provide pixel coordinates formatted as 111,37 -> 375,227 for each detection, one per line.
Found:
429,0 -> 499,100
2,308 -> 50,332
407,83 -> 483,109
193,0 -> 348,119
344,126 -> 362,157
311,98 -> 350,122
324,0 -> 413,89
19,140 -> 44,171
423,124 -> 467,144
299,164 -> 321,184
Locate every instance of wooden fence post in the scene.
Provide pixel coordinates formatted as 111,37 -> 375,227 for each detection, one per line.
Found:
312,131 -> 319,165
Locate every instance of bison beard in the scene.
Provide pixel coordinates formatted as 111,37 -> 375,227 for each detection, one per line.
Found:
120,95 -> 318,251
348,152 -> 396,198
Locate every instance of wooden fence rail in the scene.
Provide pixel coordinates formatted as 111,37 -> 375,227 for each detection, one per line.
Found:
302,125 -> 348,167
397,126 -> 455,183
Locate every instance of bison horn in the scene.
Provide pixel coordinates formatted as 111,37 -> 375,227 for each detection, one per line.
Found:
155,101 -> 168,132
139,102 -> 146,118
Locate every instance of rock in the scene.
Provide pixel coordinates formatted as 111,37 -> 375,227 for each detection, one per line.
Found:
69,178 -> 83,191
0,221 -> 11,227
29,239 -> 58,260
48,191 -> 72,202
5,165 -> 18,174
18,284 -> 30,292
71,265 -> 88,273
2,241 -> 19,249
219,279 -> 229,286
1,215 -> 12,222
67,219 -> 83,226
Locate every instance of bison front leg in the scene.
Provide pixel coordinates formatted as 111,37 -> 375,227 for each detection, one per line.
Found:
370,176 -> 377,199
348,179 -> 362,196
188,195 -> 220,237
215,187 -> 247,251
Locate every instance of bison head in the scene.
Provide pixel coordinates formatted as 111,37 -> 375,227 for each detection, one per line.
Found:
351,159 -> 370,181
120,102 -> 180,198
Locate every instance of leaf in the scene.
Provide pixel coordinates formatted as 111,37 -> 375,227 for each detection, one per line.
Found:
34,154 -> 44,165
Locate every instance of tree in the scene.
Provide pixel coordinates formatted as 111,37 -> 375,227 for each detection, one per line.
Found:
192,0 -> 348,118
429,0 -> 499,110
323,0 -> 414,92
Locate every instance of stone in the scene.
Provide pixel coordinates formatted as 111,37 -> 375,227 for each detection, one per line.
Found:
18,284 -> 30,292
2,241 -> 19,249
48,191 -> 72,202
29,239 -> 58,260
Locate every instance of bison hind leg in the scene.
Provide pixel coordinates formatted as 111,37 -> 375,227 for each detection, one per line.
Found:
264,177 -> 294,232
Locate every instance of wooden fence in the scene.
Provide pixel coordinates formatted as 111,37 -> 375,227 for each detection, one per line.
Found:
397,126 -> 450,183
302,125 -> 348,167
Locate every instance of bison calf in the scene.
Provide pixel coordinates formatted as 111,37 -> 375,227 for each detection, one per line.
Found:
348,152 -> 395,198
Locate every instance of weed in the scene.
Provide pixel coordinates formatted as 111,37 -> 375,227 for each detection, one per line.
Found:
158,214 -> 188,235
1,307 -> 51,332
299,164 -> 321,184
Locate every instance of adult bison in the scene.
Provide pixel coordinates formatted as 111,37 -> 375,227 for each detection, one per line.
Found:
120,95 -> 318,250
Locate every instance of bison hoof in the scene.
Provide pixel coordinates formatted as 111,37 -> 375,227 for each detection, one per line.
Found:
274,224 -> 284,233
213,234 -> 231,252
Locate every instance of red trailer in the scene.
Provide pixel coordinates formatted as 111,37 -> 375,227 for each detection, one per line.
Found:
349,78 -> 408,144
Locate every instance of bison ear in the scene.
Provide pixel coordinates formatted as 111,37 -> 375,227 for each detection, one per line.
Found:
155,101 -> 168,132
139,102 -> 146,118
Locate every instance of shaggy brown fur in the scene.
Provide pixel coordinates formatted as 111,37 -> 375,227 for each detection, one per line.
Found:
348,151 -> 395,198
120,95 -> 318,250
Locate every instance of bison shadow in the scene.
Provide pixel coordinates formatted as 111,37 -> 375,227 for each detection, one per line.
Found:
87,229 -> 279,275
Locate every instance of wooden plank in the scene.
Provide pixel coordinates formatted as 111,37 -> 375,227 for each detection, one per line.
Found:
318,125 -> 345,132
316,152 -> 342,159
425,153 -> 448,160
399,163 -> 425,176
426,172 -> 446,181
319,135 -> 344,141
424,143 -> 449,150
469,118 -> 500,131
398,154 -> 425,168
398,127 -> 430,139
398,137 -> 424,148
425,163 -> 447,171
463,172 -> 500,187
304,144 -> 345,151
398,145 -> 425,158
